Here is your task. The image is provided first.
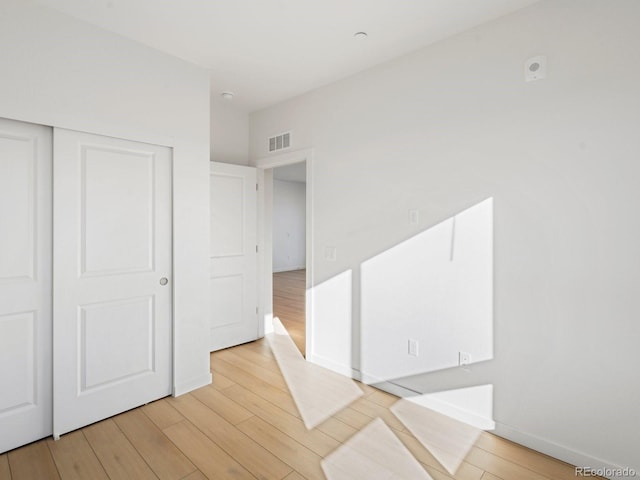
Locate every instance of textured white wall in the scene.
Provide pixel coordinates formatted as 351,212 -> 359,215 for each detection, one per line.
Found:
273,179 -> 306,272
0,1 -> 211,394
251,0 -> 640,472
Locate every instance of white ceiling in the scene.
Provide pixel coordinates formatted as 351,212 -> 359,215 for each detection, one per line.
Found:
34,0 -> 539,112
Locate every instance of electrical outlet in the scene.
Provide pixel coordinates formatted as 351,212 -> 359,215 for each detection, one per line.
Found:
459,351 -> 471,366
409,209 -> 420,225
408,339 -> 419,357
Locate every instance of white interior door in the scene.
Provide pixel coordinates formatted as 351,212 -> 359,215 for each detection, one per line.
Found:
53,129 -> 172,438
209,162 -> 258,351
0,118 -> 52,453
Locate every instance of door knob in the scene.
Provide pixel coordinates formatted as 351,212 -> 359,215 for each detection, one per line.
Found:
160,277 -> 168,286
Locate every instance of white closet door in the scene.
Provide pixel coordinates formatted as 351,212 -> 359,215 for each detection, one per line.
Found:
0,118 -> 52,453
209,162 -> 258,351
53,129 -> 172,438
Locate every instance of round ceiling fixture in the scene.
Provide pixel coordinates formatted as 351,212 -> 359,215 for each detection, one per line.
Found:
220,92 -> 234,101
354,31 -> 368,40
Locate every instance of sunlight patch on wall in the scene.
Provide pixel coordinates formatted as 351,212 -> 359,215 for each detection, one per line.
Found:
309,269 -> 353,373
361,198 -> 493,382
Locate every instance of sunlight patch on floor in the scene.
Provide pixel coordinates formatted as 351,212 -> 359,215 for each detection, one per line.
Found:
267,317 -> 363,429
321,418 -> 433,480
391,397 -> 482,475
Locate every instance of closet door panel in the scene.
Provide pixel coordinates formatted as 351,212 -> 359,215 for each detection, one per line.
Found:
53,129 -> 173,438
0,118 -> 52,454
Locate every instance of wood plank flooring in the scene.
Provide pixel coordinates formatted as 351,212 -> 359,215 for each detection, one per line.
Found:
0,267 -> 600,479
0,339 -> 593,479
273,269 -> 306,356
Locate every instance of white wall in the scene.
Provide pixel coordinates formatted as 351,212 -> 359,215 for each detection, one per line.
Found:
361,198 -> 493,383
273,179 -> 306,272
250,0 -> 640,473
211,94 -> 250,165
0,1 -> 211,395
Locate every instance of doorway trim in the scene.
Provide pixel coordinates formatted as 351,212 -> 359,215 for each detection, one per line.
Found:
255,148 -> 314,358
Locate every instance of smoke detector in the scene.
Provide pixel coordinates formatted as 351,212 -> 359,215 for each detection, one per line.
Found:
525,56 -> 547,82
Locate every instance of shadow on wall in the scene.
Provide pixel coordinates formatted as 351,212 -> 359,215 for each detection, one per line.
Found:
309,197 -> 495,430
289,198 -> 495,477
361,197 -> 493,382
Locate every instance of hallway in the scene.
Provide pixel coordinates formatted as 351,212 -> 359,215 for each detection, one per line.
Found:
273,269 -> 305,356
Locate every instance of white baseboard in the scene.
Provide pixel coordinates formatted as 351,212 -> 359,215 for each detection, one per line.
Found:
357,370 -> 393,387
173,372 -> 212,397
306,352 -> 353,377
493,423 -> 637,480
357,372 -> 494,428
273,266 -> 305,273
264,313 -> 274,335
353,371 -> 636,480
406,394 -> 495,431
362,378 -> 419,397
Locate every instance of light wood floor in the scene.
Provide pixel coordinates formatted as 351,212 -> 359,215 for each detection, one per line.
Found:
0,270 -> 598,479
273,269 -> 306,356
0,339 -> 592,480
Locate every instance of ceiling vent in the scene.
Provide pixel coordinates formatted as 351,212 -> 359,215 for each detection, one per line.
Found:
268,132 -> 291,153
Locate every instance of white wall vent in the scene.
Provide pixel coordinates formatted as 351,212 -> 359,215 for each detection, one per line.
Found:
268,132 -> 291,152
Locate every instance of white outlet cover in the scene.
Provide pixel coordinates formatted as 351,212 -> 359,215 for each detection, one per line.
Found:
324,246 -> 337,262
459,352 -> 471,366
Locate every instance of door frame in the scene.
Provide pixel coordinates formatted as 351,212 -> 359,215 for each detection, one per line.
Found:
255,148 -> 313,357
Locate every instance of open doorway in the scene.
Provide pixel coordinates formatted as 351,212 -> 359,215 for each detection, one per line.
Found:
272,162 -> 306,355
256,148 -> 313,361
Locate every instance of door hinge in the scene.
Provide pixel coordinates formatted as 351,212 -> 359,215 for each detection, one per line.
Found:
256,245 -> 258,253
256,306 -> 259,315
256,183 -> 259,191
